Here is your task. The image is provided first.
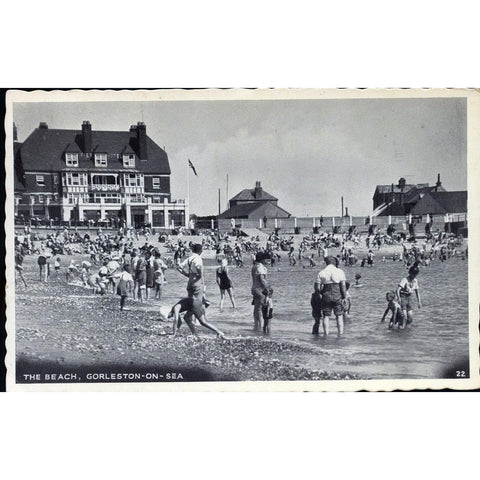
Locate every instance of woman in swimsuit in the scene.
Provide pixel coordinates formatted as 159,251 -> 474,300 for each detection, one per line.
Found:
216,258 -> 236,310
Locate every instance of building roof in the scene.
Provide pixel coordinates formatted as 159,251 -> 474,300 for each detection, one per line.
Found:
230,186 -> 277,202
18,126 -> 170,174
411,191 -> 467,215
218,201 -> 291,219
375,184 -> 416,195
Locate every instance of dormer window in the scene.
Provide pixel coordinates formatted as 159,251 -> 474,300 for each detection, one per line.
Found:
95,153 -> 107,167
123,154 -> 135,167
66,153 -> 79,166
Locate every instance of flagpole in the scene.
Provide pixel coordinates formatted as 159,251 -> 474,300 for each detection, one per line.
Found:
187,159 -> 190,222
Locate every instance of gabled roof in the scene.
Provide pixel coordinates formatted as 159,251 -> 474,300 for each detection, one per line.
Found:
230,187 -> 277,202
218,201 -> 291,219
18,127 -> 170,174
404,185 -> 446,204
410,191 -> 467,215
218,202 -> 265,218
428,191 -> 467,212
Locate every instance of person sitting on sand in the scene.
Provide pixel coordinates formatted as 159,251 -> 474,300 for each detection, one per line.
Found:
396,264 -> 422,326
381,291 -> 405,330
261,287 -> 274,334
161,296 -> 225,338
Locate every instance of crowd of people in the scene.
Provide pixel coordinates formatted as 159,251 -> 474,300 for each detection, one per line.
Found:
14,221 -> 467,339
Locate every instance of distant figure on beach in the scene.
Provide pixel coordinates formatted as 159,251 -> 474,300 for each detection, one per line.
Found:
288,246 -> 296,266
251,252 -> 270,330
396,264 -> 422,326
367,250 -> 375,267
216,258 -> 236,309
314,256 -> 347,335
15,247 -> 28,287
381,291 -> 405,330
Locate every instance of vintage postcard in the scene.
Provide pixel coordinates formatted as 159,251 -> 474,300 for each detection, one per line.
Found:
4,88 -> 480,391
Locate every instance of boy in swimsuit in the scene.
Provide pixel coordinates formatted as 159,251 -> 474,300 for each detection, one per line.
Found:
381,291 -> 405,330
261,287 -> 274,333
396,265 -> 422,325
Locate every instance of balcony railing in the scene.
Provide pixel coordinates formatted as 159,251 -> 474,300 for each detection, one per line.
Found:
90,184 -> 120,192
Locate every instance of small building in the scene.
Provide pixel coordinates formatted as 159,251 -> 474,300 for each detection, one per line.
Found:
13,121 -> 187,228
218,181 -> 291,220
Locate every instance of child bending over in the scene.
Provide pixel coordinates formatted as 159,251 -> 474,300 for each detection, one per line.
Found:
381,291 -> 405,330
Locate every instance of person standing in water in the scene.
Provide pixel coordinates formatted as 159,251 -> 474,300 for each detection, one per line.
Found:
251,252 -> 270,330
177,243 -> 206,324
314,256 -> 347,335
396,264 -> 422,326
216,258 -> 236,310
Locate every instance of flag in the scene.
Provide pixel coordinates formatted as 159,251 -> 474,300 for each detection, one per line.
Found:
188,159 -> 198,176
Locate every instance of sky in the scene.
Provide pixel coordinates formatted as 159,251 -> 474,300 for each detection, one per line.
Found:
12,97 -> 467,217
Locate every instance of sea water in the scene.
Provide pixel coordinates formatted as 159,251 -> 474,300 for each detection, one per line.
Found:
196,255 -> 469,379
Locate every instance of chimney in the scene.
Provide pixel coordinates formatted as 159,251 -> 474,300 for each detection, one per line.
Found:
13,123 -> 18,141
254,181 -> 262,199
82,121 -> 92,153
39,122 -> 48,129
435,173 -> 442,191
137,122 -> 147,160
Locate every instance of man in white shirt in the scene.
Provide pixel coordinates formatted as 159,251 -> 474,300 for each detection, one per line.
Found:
177,243 -> 204,298
314,256 -> 347,335
177,244 -> 206,323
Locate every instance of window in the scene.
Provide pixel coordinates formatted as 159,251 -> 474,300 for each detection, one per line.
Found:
38,195 -> 44,203
36,175 -> 45,186
123,154 -> 135,167
53,174 -> 59,186
95,153 -> 107,167
66,153 -> 79,166
127,174 -> 143,187
152,177 -> 160,189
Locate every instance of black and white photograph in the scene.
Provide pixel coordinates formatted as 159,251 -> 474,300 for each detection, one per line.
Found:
5,88 -> 480,391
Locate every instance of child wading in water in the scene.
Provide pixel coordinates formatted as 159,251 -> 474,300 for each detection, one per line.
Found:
311,290 -> 323,334
396,264 -> 422,325
381,291 -> 405,330
216,258 -> 236,309
261,287 -> 274,333
116,265 -> 134,311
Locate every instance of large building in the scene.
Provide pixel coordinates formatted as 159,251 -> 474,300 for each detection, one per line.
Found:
13,121 -> 187,228
218,181 -> 291,220
372,175 -> 447,216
